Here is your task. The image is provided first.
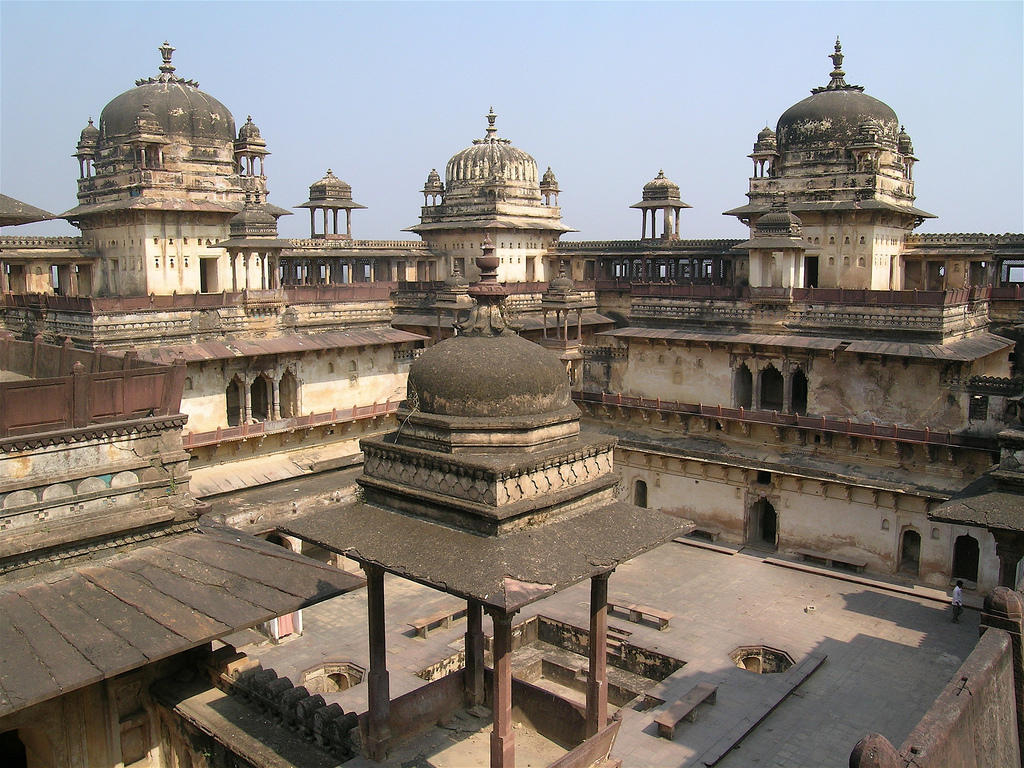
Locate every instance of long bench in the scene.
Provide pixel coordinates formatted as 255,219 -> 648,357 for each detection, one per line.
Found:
795,548 -> 868,573
408,607 -> 467,638
655,682 -> 718,739
608,601 -> 673,630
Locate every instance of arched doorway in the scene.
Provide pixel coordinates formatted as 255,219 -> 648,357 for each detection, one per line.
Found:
899,529 -> 921,575
759,366 -> 784,411
750,498 -> 777,550
735,364 -> 752,409
1,728 -> 51,768
279,370 -> 298,419
952,534 -> 980,583
225,378 -> 242,427
791,369 -> 808,415
250,376 -> 271,422
0,731 -> 27,768
634,480 -> 647,508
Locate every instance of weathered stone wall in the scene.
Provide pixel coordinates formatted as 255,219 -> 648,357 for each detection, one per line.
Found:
850,627 -> 1020,767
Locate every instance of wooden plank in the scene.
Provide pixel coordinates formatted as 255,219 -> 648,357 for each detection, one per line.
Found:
18,577 -> 149,676
118,550 -> 271,626
0,594 -> 103,693
80,563 -> 232,643
60,573 -> 188,661
164,534 -> 340,601
146,544 -> 301,614
0,605 -> 59,714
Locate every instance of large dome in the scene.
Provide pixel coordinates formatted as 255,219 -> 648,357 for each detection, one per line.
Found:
408,334 -> 571,418
776,39 -> 898,153
98,42 -> 235,143
445,109 -> 538,187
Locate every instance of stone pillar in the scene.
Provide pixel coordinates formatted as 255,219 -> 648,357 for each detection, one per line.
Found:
346,209 -> 353,237
271,378 -> 281,420
586,571 -> 611,737
752,364 -> 763,410
782,365 -> 794,414
242,374 -> 252,423
364,564 -> 391,761
641,210 -> 646,239
489,609 -> 515,768
309,208 -> 316,238
994,531 -> 1024,588
979,587 -> 1024,766
465,599 -> 485,708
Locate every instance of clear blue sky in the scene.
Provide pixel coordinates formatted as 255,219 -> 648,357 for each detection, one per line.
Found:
2,1 -> 1021,239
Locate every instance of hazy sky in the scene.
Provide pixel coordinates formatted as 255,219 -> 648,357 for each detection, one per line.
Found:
2,1 -> 1021,239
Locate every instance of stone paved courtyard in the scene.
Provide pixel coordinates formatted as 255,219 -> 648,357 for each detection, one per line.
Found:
235,539 -> 977,767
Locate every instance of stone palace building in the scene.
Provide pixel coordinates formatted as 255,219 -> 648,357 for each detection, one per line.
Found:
1,38 -> 1023,768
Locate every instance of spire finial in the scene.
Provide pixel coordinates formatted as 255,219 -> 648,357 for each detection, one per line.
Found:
826,36 -> 848,88
485,107 -> 497,139
159,41 -> 176,74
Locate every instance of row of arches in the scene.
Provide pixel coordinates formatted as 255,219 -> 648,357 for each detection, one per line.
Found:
634,477 -> 984,583
734,363 -> 808,414
226,371 -> 298,427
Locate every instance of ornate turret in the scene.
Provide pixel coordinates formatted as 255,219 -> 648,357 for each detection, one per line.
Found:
74,118 -> 100,179
296,169 -> 366,239
421,168 -> 444,206
540,166 -> 560,206
234,116 -> 269,178
630,170 -> 692,240
749,126 -> 779,178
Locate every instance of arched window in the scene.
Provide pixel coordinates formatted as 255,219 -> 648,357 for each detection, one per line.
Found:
952,534 -> 980,583
759,366 -> 784,411
226,378 -> 242,427
900,529 -> 921,575
250,376 -> 271,422
634,480 -> 648,508
735,364 -> 753,409
279,370 -> 298,419
791,369 -> 808,415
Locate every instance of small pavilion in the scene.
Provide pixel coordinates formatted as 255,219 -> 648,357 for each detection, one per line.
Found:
284,240 -> 689,767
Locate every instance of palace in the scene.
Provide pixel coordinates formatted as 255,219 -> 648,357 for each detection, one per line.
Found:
1,38 -> 1023,768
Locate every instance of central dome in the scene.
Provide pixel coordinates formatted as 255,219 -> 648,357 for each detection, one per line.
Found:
776,39 -> 898,154
408,334 -> 571,418
99,42 -> 235,143
445,109 -> 539,187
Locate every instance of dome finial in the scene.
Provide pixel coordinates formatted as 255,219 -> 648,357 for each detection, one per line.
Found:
826,36 -> 848,89
485,107 -> 497,139
159,41 -> 176,74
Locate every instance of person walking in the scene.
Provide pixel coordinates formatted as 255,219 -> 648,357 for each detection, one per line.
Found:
951,580 -> 964,623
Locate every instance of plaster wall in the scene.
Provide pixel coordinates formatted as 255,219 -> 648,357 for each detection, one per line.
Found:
618,455 -> 1000,591
620,344 -> 733,405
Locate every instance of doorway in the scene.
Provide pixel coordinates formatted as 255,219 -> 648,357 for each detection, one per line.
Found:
804,256 -> 819,288
952,534 -> 980,583
750,498 -> 777,550
899,529 -> 921,575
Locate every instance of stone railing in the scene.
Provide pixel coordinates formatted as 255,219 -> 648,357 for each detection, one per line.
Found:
574,391 -> 993,450
557,238 -> 742,250
0,236 -> 91,248
285,238 -> 427,249
182,400 -> 398,449
229,664 -> 359,761
906,232 -> 1024,244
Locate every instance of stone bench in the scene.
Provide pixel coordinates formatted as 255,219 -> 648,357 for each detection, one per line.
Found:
795,548 -> 867,573
408,607 -> 467,638
655,682 -> 718,739
608,601 -> 672,630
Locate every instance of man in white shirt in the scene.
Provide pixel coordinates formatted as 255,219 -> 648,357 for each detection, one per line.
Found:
951,580 -> 964,623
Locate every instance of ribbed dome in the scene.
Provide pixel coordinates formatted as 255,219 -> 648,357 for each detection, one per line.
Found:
757,126 -> 776,141
238,115 -> 262,141
756,207 -> 803,234
228,195 -> 278,237
445,109 -> 538,187
642,170 -> 681,201
776,40 -> 898,154
408,334 -> 571,418
79,118 -> 100,143
309,169 -> 353,201
99,43 -> 235,143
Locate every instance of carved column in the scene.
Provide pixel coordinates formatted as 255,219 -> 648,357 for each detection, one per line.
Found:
364,564 -> 391,761
489,609 -> 516,768
271,377 -> 281,420
993,531 -> 1024,588
782,363 -> 794,414
465,599 -> 485,708
586,570 -> 612,736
